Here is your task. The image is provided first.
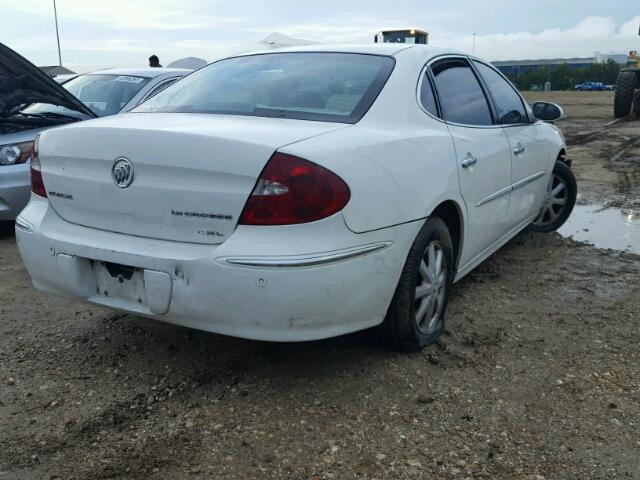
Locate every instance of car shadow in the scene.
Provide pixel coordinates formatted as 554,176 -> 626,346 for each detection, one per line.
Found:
79,311 -> 399,394
0,221 -> 15,239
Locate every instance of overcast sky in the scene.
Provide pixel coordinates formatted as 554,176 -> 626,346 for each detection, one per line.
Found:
3,0 -> 639,72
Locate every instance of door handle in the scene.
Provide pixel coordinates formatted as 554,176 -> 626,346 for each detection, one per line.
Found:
513,143 -> 525,155
461,153 -> 477,168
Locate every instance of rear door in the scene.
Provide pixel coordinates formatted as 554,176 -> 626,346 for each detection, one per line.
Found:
429,57 -> 513,266
472,60 -> 552,226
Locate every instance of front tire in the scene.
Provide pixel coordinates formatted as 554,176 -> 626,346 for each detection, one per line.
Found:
529,161 -> 577,233
379,217 -> 453,352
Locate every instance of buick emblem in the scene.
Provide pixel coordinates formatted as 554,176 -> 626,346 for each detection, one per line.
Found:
111,157 -> 134,188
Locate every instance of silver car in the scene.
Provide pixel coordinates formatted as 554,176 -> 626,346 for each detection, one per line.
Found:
0,42 -> 190,221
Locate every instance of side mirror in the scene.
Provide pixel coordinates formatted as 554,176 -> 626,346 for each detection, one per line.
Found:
532,101 -> 564,122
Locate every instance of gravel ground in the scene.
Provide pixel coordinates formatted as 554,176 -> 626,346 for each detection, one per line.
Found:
1,91 -> 640,480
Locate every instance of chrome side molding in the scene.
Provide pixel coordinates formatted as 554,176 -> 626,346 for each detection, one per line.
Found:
476,171 -> 547,207
222,242 -> 392,267
15,216 -> 34,231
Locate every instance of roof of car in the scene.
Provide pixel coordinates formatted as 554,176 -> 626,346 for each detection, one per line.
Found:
232,43 -> 463,59
84,67 -> 191,78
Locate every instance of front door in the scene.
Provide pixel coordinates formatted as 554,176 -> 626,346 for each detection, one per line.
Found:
503,124 -> 553,224
471,60 -> 552,225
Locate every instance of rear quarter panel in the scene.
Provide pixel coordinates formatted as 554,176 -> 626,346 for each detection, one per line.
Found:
282,121 -> 462,233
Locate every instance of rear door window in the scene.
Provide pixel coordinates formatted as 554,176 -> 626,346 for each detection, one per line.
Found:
472,61 -> 528,124
430,58 -> 493,126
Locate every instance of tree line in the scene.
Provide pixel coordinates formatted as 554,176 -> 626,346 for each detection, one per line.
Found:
503,59 -> 621,91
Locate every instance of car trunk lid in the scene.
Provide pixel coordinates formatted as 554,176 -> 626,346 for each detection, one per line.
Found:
39,113 -> 348,244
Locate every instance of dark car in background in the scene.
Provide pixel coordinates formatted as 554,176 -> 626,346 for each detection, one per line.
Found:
574,81 -> 606,91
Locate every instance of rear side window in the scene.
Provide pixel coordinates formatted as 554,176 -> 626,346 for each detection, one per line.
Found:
143,78 -> 180,102
419,73 -> 438,116
134,53 -> 395,124
473,61 -> 527,124
430,59 -> 493,126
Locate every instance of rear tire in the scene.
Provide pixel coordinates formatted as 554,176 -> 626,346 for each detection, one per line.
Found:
613,71 -> 638,118
378,217 -> 453,352
529,161 -> 577,233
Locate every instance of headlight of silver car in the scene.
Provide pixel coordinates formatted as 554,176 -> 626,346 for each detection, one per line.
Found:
0,141 -> 34,166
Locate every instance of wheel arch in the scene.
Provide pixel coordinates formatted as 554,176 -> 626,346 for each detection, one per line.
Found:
557,148 -> 570,165
431,200 -> 464,271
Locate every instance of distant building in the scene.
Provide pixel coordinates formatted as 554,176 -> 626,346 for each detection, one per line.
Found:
593,52 -> 629,65
493,53 -> 628,76
39,65 -> 75,77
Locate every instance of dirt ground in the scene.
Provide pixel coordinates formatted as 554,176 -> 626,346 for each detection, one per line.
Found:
1,92 -> 639,480
524,91 -> 640,213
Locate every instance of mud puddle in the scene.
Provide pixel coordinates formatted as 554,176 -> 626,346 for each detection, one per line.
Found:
559,203 -> 640,253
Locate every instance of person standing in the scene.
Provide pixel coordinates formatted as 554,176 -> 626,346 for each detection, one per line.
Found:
149,55 -> 162,67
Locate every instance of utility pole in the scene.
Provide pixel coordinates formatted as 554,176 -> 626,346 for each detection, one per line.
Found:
53,0 -> 62,66
472,33 -> 476,55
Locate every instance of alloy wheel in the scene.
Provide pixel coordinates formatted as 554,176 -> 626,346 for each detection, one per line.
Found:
415,240 -> 447,334
532,173 -> 568,228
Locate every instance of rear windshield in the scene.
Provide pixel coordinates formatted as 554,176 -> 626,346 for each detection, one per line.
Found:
133,53 -> 395,123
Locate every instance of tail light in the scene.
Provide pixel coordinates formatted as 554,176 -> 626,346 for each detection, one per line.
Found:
239,153 -> 350,225
30,135 -> 47,198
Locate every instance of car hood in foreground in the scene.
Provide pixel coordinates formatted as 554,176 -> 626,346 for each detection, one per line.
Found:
0,42 -> 96,118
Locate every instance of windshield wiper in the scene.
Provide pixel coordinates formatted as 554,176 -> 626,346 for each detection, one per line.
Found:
252,107 -> 288,118
16,111 -> 83,121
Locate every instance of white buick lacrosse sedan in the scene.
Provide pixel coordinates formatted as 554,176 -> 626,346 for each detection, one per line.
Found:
16,45 -> 576,351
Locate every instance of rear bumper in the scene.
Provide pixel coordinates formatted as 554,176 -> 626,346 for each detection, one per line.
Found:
16,196 -> 420,341
0,164 -> 30,221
